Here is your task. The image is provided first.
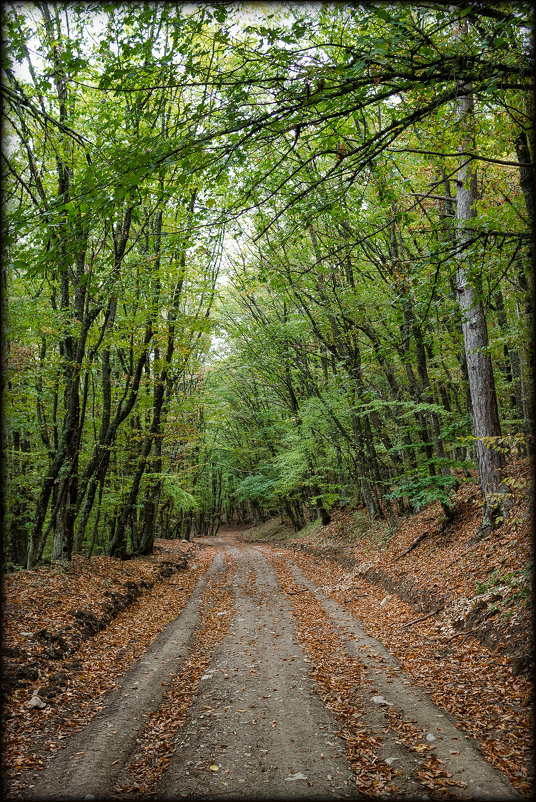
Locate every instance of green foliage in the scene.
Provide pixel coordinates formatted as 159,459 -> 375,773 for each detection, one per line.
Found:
476,564 -> 532,601
387,468 -> 461,512
2,1 -> 532,561
161,477 -> 199,513
235,474 -> 276,505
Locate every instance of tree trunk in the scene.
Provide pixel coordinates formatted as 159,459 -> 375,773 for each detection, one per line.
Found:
6,431 -> 31,567
515,130 -> 534,226
455,79 -> 505,531
494,288 -> 524,423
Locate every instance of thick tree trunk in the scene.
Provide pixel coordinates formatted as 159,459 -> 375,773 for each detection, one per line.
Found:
6,431 -> 31,567
26,312 -> 90,565
139,493 -> 159,555
455,84 -> 505,531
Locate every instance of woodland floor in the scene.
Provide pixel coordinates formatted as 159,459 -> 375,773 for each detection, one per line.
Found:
1,468 -> 533,801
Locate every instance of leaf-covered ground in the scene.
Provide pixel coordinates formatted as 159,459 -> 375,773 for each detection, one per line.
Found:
1,540 -> 211,796
240,463 -> 534,795
1,463 -> 532,798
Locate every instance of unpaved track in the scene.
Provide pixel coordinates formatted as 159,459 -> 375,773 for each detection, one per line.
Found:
282,556 -> 518,800
23,555 -> 225,800
157,540 -> 357,800
22,531 -> 519,800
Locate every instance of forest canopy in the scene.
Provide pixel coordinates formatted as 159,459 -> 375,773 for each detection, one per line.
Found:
2,1 -> 533,567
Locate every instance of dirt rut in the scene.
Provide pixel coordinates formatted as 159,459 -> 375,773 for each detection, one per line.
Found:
19,532 -> 519,800
22,555 -> 224,800
157,541 -> 358,800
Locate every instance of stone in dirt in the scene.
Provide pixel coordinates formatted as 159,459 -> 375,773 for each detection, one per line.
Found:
27,694 -> 47,710
371,695 -> 390,705
379,595 -> 391,607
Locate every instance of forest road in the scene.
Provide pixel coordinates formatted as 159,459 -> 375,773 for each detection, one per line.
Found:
24,530 -> 519,801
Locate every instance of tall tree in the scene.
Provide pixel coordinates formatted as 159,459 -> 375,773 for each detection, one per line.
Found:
454,19 -> 506,532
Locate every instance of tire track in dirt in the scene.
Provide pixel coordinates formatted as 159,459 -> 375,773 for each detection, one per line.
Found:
156,540 -> 359,800
18,551 -> 224,800
265,546 -> 519,800
115,553 -> 237,795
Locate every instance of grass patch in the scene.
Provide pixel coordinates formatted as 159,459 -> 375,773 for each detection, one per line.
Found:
321,510 -> 392,549
241,516 -> 326,543
296,519 -> 323,539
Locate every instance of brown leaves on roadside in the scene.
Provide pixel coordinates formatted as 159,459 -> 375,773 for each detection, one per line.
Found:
117,554 -> 236,795
2,540 -> 212,798
268,464 -> 533,798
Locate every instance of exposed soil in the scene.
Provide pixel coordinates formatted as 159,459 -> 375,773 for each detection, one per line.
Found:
2,528 -> 529,801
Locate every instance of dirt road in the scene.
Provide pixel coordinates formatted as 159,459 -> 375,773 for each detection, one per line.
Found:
22,531 -> 518,800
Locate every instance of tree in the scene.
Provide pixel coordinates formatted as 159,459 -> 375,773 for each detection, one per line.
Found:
2,2 -> 532,566
453,20 -> 506,532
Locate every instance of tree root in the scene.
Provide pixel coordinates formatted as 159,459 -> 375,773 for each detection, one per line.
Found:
445,627 -> 480,644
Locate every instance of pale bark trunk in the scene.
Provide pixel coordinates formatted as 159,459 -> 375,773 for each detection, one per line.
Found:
455,83 -> 505,531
